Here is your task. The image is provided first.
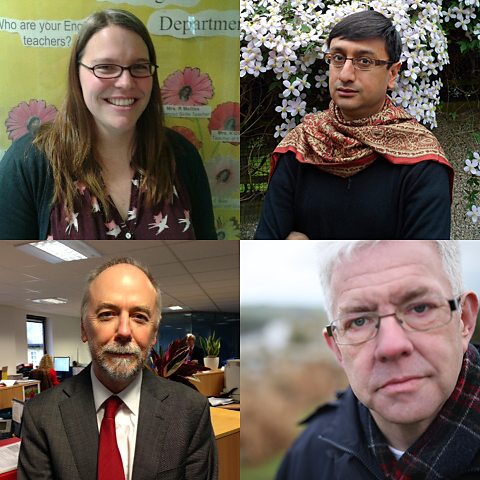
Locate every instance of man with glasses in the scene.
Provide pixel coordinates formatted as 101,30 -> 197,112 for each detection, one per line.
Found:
255,11 -> 452,240
276,240 -> 480,480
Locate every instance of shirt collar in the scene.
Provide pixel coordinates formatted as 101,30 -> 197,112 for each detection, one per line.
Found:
91,365 -> 143,416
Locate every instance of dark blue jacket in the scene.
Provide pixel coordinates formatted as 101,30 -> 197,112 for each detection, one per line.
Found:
276,387 -> 480,480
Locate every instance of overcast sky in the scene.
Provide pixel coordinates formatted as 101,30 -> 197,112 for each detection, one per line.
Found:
241,241 -> 480,308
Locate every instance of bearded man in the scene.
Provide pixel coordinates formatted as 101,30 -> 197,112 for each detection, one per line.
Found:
255,10 -> 452,240
18,257 -> 217,480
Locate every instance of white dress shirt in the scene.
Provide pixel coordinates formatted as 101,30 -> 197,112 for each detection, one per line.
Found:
91,368 -> 142,480
388,445 -> 405,460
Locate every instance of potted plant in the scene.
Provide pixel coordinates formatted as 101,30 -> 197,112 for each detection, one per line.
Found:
199,331 -> 221,370
149,337 -> 208,391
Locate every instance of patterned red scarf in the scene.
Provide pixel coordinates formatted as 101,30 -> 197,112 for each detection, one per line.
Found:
271,98 -> 453,191
360,343 -> 480,479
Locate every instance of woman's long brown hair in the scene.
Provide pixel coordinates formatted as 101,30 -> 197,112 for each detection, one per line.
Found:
34,9 -> 175,216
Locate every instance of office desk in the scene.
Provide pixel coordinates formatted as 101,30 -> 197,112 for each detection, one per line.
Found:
217,402 -> 240,411
194,370 -> 225,397
210,407 -> 240,480
0,382 -> 40,410
0,437 -> 20,479
0,408 -> 239,480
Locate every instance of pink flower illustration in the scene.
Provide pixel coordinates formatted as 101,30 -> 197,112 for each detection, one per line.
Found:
171,126 -> 203,150
206,156 -> 239,197
215,216 -> 240,240
208,102 -> 240,146
5,99 -> 57,141
161,67 -> 214,106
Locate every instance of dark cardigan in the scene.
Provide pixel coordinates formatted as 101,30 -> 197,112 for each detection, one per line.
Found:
0,129 -> 216,239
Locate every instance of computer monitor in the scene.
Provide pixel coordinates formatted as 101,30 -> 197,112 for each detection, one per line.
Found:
12,398 -> 24,438
54,357 -> 70,372
0,419 -> 11,436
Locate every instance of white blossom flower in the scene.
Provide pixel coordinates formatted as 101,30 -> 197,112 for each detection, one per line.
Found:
455,17 -> 471,30
278,62 -> 298,79
273,124 -> 285,139
275,99 -> 289,119
252,62 -> 267,77
298,74 -> 311,90
282,79 -> 301,97
474,22 -> 480,39
314,72 -> 328,88
391,88 -> 412,108
467,205 -> 480,223
286,97 -> 307,117
464,157 -> 480,175
240,59 -> 250,78
403,65 -> 421,81
273,119 -> 296,138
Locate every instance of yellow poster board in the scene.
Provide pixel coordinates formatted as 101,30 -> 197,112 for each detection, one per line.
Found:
0,0 -> 239,239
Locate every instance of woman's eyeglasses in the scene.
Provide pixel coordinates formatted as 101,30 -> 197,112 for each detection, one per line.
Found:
78,62 -> 158,79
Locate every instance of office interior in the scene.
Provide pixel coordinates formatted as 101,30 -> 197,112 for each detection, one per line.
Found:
0,240 -> 239,373
0,240 -> 240,478
0,240 -> 240,477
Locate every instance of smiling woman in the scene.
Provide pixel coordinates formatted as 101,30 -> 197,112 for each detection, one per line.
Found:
0,9 -> 216,240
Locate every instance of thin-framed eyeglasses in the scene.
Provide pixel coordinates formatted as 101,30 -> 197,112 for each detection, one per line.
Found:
325,52 -> 395,71
326,296 -> 461,346
78,62 -> 158,79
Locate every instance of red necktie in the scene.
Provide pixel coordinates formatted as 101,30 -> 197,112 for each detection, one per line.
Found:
97,396 -> 125,480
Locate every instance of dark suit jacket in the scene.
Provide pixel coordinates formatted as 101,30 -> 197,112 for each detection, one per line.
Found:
17,364 -> 218,480
190,345 -> 205,366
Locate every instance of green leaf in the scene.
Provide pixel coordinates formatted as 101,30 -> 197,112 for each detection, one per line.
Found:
458,39 -> 480,54
268,80 -> 282,93
200,331 -> 221,357
466,177 -> 480,187
459,41 -> 469,54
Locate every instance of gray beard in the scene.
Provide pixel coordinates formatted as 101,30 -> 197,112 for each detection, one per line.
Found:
89,342 -> 146,382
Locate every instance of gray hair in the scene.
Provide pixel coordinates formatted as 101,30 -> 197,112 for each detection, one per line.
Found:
319,241 -> 463,321
81,256 -> 162,326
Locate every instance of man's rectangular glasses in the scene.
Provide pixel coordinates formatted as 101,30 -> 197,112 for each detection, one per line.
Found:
325,53 -> 395,71
78,62 -> 158,79
326,296 -> 460,345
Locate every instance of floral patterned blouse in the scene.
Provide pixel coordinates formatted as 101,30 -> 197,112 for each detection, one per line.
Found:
49,170 -> 195,239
